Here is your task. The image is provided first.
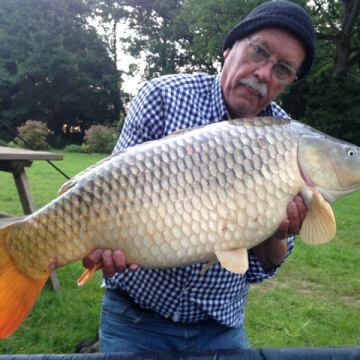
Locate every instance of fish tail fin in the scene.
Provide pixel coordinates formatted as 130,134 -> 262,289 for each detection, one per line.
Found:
0,225 -> 48,338
77,260 -> 103,286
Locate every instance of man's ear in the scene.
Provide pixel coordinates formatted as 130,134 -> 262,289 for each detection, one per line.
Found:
223,48 -> 231,59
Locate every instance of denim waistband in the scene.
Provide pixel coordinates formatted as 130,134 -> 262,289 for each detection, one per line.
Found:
106,288 -> 167,320
106,288 -> 214,325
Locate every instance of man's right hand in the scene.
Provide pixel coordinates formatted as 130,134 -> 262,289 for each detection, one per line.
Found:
82,249 -> 139,278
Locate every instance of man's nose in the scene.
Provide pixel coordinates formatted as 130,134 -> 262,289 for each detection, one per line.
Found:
253,62 -> 273,83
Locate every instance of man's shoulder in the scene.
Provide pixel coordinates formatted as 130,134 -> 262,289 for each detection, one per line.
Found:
148,73 -> 217,91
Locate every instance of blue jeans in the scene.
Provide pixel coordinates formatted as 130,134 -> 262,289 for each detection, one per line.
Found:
99,289 -> 250,353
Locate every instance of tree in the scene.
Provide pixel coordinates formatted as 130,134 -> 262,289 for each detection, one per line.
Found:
89,0 -> 260,80
90,0 -> 360,144
86,0 -> 183,80
0,0 -> 123,145
312,0 -> 360,78
282,0 -> 360,144
173,0 -> 255,74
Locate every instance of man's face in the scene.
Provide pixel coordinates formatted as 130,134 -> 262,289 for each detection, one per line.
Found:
221,28 -> 306,118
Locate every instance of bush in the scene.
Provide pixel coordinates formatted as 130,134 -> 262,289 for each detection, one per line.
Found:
15,120 -> 50,150
7,141 -> 18,148
64,144 -> 84,153
83,125 -> 117,154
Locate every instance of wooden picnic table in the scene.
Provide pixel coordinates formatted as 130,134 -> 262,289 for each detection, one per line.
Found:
0,146 -> 63,290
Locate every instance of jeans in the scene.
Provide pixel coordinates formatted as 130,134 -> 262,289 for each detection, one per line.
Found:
99,289 -> 250,353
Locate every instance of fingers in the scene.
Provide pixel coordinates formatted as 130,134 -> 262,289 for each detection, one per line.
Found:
82,249 -> 103,269
102,249 -> 117,278
287,195 -> 307,235
83,249 -> 139,278
294,195 -> 307,223
272,219 -> 290,240
287,201 -> 301,235
272,195 -> 308,240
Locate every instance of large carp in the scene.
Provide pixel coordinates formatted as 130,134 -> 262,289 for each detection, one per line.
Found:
1,117 -> 360,337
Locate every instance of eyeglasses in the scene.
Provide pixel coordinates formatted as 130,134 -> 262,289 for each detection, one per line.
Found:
246,38 -> 298,83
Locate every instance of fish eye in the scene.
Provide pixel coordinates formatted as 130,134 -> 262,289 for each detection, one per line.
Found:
347,148 -> 355,156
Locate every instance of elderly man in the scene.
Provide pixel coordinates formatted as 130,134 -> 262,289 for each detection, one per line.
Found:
84,0 -> 315,352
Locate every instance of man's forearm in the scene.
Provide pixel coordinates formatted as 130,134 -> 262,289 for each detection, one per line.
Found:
251,236 -> 289,272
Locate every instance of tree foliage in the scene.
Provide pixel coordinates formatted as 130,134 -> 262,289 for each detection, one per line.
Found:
282,0 -> 360,144
91,0 -> 360,145
0,0 -> 123,145
2,0 -> 360,145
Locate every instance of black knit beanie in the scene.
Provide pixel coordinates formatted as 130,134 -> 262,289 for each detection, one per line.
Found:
222,0 -> 316,80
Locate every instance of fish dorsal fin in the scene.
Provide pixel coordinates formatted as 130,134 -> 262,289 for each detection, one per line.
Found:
57,178 -> 79,196
214,247 -> 249,274
299,189 -> 336,245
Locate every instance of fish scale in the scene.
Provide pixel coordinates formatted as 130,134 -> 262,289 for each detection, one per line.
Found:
2,116 -> 360,337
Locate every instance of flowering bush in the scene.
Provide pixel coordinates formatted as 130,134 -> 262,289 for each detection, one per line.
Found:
83,125 -> 117,154
16,120 -> 50,150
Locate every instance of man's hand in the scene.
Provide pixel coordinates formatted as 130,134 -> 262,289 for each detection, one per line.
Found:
272,195 -> 307,240
82,249 -> 139,278
252,195 -> 307,271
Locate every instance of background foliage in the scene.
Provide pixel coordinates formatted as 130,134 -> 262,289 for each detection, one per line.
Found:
0,0 -> 124,146
1,0 -> 360,145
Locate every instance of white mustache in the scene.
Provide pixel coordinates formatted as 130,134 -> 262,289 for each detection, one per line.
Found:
239,78 -> 267,98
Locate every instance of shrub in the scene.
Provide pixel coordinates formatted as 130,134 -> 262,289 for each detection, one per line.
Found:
15,120 -> 50,150
83,125 -> 117,154
64,144 -> 84,153
7,141 -> 18,148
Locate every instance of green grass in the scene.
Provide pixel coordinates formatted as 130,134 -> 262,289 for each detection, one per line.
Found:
247,192 -> 360,348
1,152 -> 360,353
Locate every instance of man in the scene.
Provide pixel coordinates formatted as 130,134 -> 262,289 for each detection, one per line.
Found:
84,0 -> 315,352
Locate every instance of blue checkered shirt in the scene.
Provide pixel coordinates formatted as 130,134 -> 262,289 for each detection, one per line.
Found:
105,73 -> 295,327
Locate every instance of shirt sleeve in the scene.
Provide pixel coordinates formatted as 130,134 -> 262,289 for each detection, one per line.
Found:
113,80 -> 166,152
246,236 -> 295,284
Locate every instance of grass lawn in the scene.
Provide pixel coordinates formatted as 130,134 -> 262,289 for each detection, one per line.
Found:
0,151 -> 360,353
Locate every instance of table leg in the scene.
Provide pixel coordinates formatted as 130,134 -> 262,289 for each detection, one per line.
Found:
12,170 -> 36,215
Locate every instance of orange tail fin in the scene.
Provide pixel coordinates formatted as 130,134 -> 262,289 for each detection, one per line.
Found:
0,225 -> 48,338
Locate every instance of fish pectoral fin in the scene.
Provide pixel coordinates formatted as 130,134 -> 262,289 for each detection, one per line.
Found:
299,189 -> 336,245
200,257 -> 219,274
215,247 -> 249,274
77,260 -> 103,286
0,226 -> 48,338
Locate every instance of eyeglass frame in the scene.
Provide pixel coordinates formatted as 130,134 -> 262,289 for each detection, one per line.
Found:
246,38 -> 299,83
